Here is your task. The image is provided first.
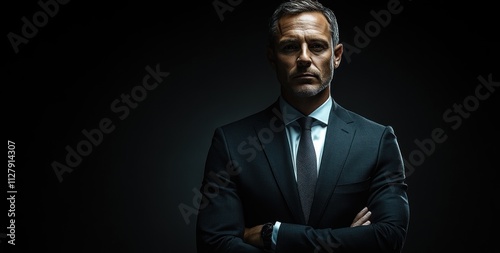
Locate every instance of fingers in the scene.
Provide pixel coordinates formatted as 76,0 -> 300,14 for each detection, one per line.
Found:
350,207 -> 372,227
353,207 -> 369,220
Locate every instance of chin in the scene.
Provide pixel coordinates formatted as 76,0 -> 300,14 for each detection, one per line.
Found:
292,84 -> 327,98
293,90 -> 318,97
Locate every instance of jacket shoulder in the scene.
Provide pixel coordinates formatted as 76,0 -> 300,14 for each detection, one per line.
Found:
218,102 -> 279,132
334,102 -> 394,134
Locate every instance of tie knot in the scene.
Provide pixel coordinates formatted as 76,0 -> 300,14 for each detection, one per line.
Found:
297,116 -> 314,131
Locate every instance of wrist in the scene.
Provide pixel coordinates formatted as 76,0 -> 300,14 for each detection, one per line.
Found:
261,222 -> 274,252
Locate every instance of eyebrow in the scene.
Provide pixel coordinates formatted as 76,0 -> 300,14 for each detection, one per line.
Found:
278,37 -> 329,45
278,39 -> 298,45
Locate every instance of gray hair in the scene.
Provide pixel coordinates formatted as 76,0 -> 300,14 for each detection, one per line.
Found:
268,0 -> 340,47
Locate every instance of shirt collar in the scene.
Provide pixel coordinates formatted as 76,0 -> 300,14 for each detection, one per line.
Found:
279,95 -> 332,126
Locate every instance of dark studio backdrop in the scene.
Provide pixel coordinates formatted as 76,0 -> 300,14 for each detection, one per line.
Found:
4,0 -> 498,252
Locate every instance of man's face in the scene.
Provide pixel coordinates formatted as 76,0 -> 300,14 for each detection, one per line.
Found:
268,12 -> 342,99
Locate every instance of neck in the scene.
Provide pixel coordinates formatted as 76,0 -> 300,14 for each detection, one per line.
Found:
282,88 -> 330,115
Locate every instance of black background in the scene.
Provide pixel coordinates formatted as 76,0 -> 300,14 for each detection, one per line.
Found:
4,0 -> 499,252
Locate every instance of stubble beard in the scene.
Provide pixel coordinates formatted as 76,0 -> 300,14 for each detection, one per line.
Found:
292,82 -> 330,98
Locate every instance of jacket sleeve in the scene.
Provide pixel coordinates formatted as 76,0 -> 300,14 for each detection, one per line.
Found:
276,126 -> 410,253
196,127 -> 266,253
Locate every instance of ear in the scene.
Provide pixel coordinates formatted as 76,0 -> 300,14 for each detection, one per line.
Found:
267,46 -> 276,70
333,43 -> 343,69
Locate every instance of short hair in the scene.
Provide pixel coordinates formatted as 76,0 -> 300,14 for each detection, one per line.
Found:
268,0 -> 340,47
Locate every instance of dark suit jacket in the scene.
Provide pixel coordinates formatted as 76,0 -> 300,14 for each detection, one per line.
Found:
196,98 -> 410,253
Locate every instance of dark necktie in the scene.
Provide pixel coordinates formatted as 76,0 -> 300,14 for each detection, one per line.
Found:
296,116 -> 317,223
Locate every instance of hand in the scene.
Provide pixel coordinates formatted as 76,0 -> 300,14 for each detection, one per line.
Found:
244,225 -> 264,247
351,207 -> 372,227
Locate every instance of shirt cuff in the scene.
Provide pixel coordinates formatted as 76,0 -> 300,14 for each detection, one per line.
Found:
271,221 -> 281,250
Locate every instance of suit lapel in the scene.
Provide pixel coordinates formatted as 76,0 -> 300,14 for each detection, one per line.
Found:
308,101 -> 355,226
255,102 -> 305,224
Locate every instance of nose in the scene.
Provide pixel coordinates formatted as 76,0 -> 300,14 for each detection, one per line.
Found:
296,44 -> 312,68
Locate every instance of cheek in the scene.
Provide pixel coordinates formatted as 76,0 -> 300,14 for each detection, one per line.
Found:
276,57 -> 294,67
275,58 -> 295,73
317,56 -> 334,74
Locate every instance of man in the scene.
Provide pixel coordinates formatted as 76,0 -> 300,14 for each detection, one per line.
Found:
196,0 -> 410,252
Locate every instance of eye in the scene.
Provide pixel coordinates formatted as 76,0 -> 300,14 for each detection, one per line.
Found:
309,43 -> 327,52
280,44 -> 299,53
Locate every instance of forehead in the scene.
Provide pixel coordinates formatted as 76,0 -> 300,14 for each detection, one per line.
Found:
277,12 -> 330,39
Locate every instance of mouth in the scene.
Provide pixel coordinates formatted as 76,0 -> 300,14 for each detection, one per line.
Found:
293,72 -> 318,79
